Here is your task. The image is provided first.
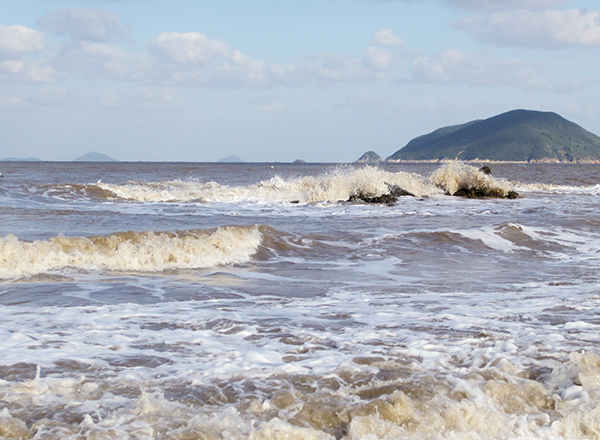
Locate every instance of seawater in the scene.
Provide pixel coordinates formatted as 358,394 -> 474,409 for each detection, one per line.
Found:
1,161 -> 600,440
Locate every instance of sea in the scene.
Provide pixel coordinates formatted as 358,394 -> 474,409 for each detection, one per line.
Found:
1,160 -> 600,440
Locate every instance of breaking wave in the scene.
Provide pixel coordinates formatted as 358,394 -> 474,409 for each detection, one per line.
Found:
429,161 -> 513,196
75,163 -> 514,204
0,225 -> 263,279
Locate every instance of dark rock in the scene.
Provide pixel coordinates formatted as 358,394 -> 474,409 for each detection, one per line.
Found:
452,187 -> 519,199
348,185 -> 415,204
479,166 -> 492,175
349,193 -> 398,204
388,185 -> 415,197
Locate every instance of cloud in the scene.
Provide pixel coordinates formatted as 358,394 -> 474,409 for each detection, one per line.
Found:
363,47 -> 394,70
456,9 -> 600,48
372,29 -> 404,47
0,25 -> 44,59
36,8 -> 131,42
148,32 -> 228,64
0,59 -> 56,83
54,40 -> 149,81
411,49 -> 548,88
0,25 -> 54,83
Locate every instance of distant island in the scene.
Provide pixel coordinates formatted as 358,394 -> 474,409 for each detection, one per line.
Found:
74,151 -> 118,162
217,155 -> 245,163
355,151 -> 382,163
1,157 -> 41,162
382,109 -> 600,163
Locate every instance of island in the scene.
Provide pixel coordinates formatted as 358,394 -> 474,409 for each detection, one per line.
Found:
355,151 -> 382,163
385,109 -> 600,163
217,155 -> 245,163
74,151 -> 118,162
1,157 -> 42,162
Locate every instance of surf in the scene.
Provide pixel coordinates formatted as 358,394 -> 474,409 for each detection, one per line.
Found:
0,225 -> 263,279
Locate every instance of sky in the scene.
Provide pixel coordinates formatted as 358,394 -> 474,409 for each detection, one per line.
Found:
0,0 -> 599,162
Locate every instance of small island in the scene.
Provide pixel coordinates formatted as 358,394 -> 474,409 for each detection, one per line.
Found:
217,155 -> 245,163
355,151 -> 382,163
1,157 -> 42,162
74,151 -> 118,162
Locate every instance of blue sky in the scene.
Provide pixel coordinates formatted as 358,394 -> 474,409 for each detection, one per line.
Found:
1,0 -> 599,162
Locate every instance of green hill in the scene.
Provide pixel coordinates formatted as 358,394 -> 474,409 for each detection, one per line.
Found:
387,110 -> 600,162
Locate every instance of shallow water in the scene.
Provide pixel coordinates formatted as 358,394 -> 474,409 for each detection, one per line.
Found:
1,161 -> 600,439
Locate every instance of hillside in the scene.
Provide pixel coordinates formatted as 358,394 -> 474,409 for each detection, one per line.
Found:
387,110 -> 600,162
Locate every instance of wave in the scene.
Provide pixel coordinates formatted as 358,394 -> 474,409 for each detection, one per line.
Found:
429,161 -> 513,197
0,225 -> 263,279
66,163 -> 511,204
514,182 -> 600,195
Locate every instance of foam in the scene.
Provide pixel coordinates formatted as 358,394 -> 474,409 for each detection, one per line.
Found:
429,161 -> 513,196
515,182 -> 600,195
89,166 -> 443,204
0,225 -> 262,279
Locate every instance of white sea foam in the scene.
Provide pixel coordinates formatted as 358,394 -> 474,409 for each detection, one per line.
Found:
0,225 -> 262,279
515,182 -> 600,195
1,282 -> 600,439
89,163 -> 518,204
93,166 -> 442,203
429,161 -> 513,196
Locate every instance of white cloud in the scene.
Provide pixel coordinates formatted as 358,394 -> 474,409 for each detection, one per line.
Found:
457,9 -> 600,48
36,8 -> 131,42
363,46 -> 394,71
0,60 -> 56,83
411,49 -> 548,88
372,29 -> 404,47
54,41 -> 149,81
148,32 -> 228,64
0,25 -> 44,59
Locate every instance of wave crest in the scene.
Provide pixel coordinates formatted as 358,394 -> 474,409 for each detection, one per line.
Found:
92,167 -> 443,204
37,163 -> 519,204
0,225 -> 262,279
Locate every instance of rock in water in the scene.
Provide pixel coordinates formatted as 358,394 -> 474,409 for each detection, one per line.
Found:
452,165 -> 519,199
348,184 -> 415,205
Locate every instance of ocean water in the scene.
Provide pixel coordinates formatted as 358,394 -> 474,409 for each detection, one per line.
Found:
1,161 -> 600,440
